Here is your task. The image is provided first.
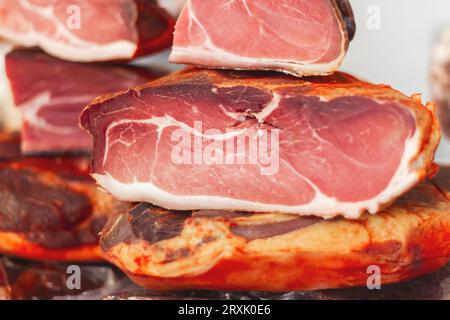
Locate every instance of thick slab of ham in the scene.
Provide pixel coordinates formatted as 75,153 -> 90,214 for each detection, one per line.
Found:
80,68 -> 439,219
0,0 -> 174,62
5,49 -> 158,154
170,0 -> 355,77
99,170 -> 450,291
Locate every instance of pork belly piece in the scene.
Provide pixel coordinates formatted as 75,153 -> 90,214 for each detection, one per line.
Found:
0,132 -> 129,262
170,0 -> 355,77
100,169 -> 450,292
81,68 -> 439,219
5,49 -> 158,154
0,0 -> 174,62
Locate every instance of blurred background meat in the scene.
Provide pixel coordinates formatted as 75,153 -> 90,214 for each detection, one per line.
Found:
103,263 -> 449,301
431,29 -> 450,140
0,132 -> 129,262
5,49 -> 161,154
0,0 -> 175,62
156,0 -> 186,17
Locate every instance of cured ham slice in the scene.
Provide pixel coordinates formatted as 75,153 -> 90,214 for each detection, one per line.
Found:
0,0 -> 174,62
100,171 -> 450,292
170,0 -> 355,77
0,132 -> 128,262
80,68 -> 439,219
5,49 -> 158,154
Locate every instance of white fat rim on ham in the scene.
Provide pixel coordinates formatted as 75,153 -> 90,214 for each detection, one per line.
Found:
0,43 -> 21,131
157,0 -> 186,17
0,27 -> 137,62
170,46 -> 346,77
93,119 -> 423,220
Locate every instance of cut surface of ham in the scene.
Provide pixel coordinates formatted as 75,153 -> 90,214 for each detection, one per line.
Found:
5,49 -> 158,154
0,0 -> 174,62
80,68 -> 439,219
170,0 -> 355,77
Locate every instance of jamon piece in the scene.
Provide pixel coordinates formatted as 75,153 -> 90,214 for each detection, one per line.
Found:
170,0 -> 355,77
0,0 -> 174,62
156,0 -> 186,17
100,171 -> 450,292
5,49 -> 159,154
0,132 -> 128,262
80,68 -> 439,219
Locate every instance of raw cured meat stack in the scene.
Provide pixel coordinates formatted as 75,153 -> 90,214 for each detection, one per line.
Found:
0,0 -> 176,266
0,0 -> 448,297
79,0 -> 449,292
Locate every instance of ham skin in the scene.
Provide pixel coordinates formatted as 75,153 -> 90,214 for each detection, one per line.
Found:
99,170 -> 450,291
80,68 -> 439,219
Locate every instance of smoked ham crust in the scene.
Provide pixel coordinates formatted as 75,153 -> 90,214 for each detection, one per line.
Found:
100,169 -> 450,292
0,132 -> 128,262
81,68 -> 439,219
